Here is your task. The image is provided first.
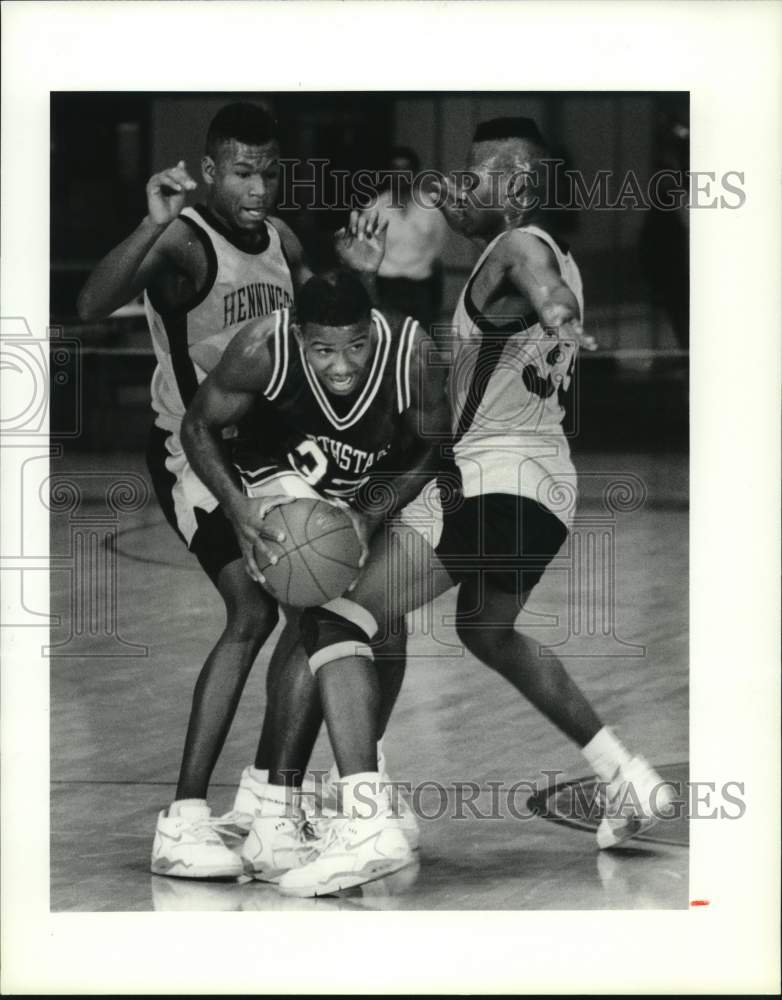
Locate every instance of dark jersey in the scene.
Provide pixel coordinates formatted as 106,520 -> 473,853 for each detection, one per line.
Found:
233,307 -> 421,502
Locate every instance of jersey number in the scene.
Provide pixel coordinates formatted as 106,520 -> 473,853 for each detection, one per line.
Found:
522,346 -> 575,404
288,439 -> 328,486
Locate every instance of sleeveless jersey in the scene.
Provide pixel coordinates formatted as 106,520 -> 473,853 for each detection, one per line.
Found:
448,224 -> 584,526
233,308 -> 421,504
145,205 -> 294,433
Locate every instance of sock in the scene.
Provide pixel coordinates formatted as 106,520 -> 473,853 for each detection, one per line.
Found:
582,727 -> 633,783
252,781 -> 301,819
248,766 -> 269,783
340,771 -> 387,819
169,798 -> 209,820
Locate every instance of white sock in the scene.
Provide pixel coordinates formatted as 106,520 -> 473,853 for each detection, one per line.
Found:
582,727 -> 633,783
169,798 -> 209,820
340,771 -> 387,819
248,766 -> 269,783
251,781 -> 301,818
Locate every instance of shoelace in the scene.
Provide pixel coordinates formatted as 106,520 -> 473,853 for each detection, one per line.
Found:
300,818 -> 321,843
318,817 -> 352,855
183,817 -> 228,845
212,809 -> 252,831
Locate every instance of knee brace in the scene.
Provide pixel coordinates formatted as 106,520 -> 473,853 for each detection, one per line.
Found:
300,598 -> 378,674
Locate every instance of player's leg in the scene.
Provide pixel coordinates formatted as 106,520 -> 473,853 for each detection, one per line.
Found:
455,576 -> 603,745
297,517 -> 451,769
146,427 -> 277,877
375,621 -> 407,739
254,610 -> 318,780
237,611 -> 326,882
175,513 -> 279,802
229,467 -> 409,881
456,577 -> 674,847
276,642 -> 415,898
278,523 -> 451,896
450,494 -> 674,848
250,619 -> 408,785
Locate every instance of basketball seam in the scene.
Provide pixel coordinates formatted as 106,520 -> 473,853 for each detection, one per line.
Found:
289,542 -> 331,605
257,500 -> 361,604
257,527 -> 359,567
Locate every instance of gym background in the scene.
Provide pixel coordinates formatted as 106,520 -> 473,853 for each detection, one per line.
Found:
50,91 -> 688,454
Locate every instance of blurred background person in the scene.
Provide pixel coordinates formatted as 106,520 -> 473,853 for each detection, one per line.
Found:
373,146 -> 448,330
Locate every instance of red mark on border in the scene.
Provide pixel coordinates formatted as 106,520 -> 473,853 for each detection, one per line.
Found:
690,899 -> 710,907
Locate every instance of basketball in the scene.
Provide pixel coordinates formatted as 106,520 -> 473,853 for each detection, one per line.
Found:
255,498 -> 362,607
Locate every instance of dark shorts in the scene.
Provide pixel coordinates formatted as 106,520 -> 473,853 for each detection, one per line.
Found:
435,493 -> 568,598
145,424 -> 242,587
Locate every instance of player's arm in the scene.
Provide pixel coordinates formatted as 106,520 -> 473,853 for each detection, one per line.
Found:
181,321 -> 293,580
501,230 -> 597,349
334,209 -> 389,305
267,215 -> 314,290
77,161 -> 198,321
355,326 -> 451,532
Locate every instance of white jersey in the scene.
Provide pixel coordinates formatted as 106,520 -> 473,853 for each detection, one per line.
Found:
145,205 -> 294,433
448,224 -> 584,526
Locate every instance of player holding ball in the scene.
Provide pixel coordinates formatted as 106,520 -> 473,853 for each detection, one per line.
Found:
181,268 -> 450,885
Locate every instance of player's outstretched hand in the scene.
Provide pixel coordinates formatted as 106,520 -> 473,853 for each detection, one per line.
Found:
540,303 -> 598,352
335,209 -> 389,273
146,160 -> 198,227
229,494 -> 296,584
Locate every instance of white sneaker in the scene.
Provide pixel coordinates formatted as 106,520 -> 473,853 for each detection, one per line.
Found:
208,810 -> 256,849
324,763 -> 421,850
277,810 -> 413,898
225,767 -> 271,838
240,815 -> 322,883
150,804 -> 243,879
596,756 -> 676,849
387,781 -> 420,851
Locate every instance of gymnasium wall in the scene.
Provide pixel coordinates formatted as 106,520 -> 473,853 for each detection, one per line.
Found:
50,91 -> 688,452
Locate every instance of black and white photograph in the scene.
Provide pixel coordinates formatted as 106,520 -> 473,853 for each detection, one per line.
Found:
49,86 -> 693,910
2,2 -> 779,995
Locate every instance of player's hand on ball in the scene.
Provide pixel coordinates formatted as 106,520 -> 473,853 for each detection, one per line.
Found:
229,495 -> 296,584
335,210 -> 388,273
146,160 -> 198,227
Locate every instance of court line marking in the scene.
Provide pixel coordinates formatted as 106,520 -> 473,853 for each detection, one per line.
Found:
526,760 -> 689,849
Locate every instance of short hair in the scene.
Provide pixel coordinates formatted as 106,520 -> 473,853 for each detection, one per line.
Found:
297,270 -> 371,328
389,145 -> 421,173
473,117 -> 547,148
205,102 -> 278,158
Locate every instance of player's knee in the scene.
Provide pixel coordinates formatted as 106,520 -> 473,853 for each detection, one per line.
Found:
456,620 -> 515,663
300,598 -> 378,674
224,594 -> 279,644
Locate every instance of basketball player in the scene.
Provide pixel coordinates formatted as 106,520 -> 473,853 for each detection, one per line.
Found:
283,118 -> 674,896
181,269 -> 447,884
77,102 -> 404,880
